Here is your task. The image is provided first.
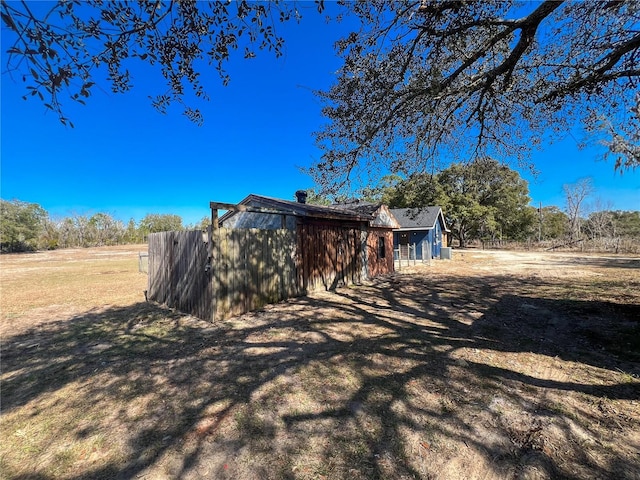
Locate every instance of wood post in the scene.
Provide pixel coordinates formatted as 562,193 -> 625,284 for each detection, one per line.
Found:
212,209 -> 219,230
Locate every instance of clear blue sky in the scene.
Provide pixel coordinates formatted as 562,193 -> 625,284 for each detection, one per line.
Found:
1,3 -> 638,226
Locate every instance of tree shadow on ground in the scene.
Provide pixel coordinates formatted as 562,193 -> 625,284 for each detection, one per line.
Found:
558,255 -> 640,270
2,270 -> 639,479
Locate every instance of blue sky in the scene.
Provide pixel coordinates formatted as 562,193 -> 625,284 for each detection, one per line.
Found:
1,3 -> 638,227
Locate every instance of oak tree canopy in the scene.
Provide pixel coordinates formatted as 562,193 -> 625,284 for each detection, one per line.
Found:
3,0 -> 638,190
312,1 -> 640,191
1,0 -> 320,125
379,158 -> 535,246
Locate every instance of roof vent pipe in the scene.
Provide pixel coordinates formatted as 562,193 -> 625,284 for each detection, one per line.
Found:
295,190 -> 308,204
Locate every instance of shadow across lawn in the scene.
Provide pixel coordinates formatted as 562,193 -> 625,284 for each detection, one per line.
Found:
558,255 -> 640,270
2,270 -> 639,479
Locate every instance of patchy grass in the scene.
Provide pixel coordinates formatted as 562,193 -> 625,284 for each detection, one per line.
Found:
1,246 -> 639,479
0,245 -> 148,335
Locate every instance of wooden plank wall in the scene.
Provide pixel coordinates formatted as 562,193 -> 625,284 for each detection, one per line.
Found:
366,229 -> 394,277
212,228 -> 298,320
148,228 -> 298,321
147,230 -> 212,320
148,224 -> 373,322
297,222 -> 364,292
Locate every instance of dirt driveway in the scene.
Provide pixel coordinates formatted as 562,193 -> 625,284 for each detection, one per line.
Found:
1,247 -> 639,479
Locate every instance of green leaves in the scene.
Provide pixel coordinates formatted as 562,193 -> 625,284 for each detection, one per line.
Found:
438,159 -> 534,244
0,199 -> 48,253
381,159 -> 535,245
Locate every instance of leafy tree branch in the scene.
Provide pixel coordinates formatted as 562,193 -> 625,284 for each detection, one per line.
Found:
312,0 -> 640,193
1,0 -> 322,126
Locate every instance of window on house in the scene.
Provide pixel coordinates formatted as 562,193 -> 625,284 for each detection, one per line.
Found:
378,236 -> 386,259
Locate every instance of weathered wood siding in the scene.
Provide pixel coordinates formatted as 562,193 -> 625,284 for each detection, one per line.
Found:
148,222 -> 388,322
297,221 -> 365,292
148,228 -> 298,321
366,229 -> 394,277
148,230 -> 213,320
212,228 -> 298,320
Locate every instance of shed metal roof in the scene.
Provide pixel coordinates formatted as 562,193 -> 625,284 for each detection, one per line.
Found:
332,200 -> 380,216
219,194 -> 372,224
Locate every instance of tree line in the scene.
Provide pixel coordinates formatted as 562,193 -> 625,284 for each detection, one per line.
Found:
0,200 -> 188,253
310,158 -> 640,250
2,158 -> 639,254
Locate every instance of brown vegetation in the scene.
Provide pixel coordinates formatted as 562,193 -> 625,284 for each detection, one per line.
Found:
1,246 -> 639,479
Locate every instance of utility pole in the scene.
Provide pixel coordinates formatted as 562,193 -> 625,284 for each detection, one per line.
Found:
538,202 -> 542,243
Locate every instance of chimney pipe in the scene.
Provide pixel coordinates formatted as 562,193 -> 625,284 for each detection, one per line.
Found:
295,190 -> 308,204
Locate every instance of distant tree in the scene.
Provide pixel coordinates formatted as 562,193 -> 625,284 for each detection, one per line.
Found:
73,215 -> 91,247
124,218 -> 140,244
379,158 -> 534,246
538,206 -> 569,240
611,210 -> 640,238
87,213 -> 125,246
304,189 -> 332,206
355,174 -> 398,205
358,185 -> 385,204
586,210 -> 615,241
297,187 -> 388,206
563,178 -> 594,242
437,158 -> 534,246
1,0 -> 321,126
55,214 -> 95,247
56,218 -> 72,248
380,173 -> 445,209
0,202 -> 188,250
0,199 -> 47,252
195,216 -> 211,231
38,217 -> 60,250
583,199 -> 615,241
508,206 -> 538,242
139,214 -> 183,236
57,216 -> 79,248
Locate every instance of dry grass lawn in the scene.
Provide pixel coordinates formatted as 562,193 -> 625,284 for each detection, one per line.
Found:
1,246 -> 639,479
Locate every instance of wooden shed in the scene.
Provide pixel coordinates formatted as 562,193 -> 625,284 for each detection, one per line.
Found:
332,200 -> 400,277
220,193 -> 398,289
147,194 -> 400,323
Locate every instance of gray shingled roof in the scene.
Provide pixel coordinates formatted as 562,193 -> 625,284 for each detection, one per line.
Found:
389,206 -> 445,230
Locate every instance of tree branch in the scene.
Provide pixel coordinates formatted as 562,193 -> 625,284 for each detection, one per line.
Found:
540,32 -> 640,102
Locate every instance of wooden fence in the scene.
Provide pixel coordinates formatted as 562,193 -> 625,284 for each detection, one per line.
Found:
148,228 -> 298,321
212,228 -> 298,319
148,230 -> 213,320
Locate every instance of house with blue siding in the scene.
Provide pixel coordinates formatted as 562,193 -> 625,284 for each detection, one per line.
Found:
390,207 -> 450,260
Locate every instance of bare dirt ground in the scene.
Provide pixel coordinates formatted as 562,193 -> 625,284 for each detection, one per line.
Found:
1,246 -> 639,479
